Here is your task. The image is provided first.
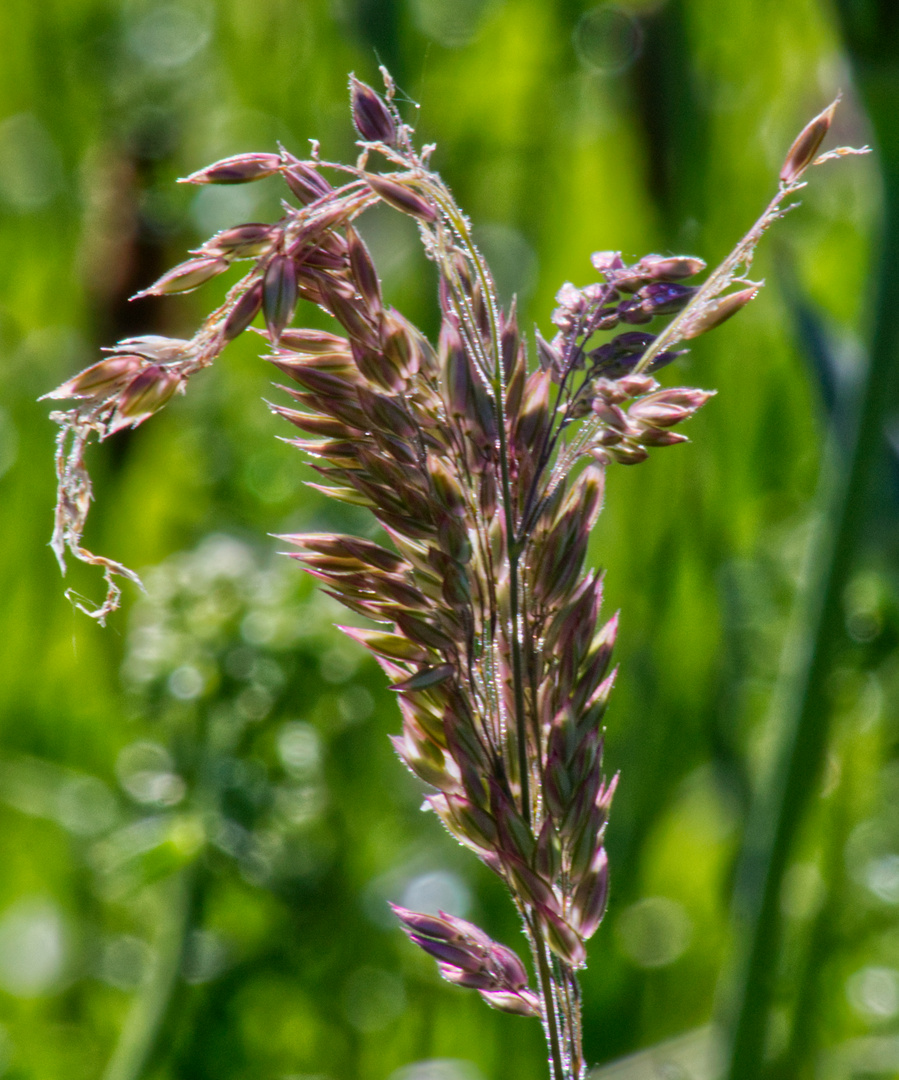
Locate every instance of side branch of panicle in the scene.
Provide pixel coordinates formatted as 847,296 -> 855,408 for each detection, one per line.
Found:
392,906 -> 541,1017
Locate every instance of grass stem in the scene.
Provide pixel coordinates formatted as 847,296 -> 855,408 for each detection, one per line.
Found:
722,105 -> 899,1079
102,866 -> 198,1080
532,918 -> 567,1080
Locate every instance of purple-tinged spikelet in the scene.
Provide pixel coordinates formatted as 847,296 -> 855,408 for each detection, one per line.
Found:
350,76 -> 398,146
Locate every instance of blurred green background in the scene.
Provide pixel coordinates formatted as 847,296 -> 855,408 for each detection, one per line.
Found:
0,1 -> 896,1078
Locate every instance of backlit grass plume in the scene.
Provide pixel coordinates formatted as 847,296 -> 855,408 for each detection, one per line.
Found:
44,74 -> 864,1080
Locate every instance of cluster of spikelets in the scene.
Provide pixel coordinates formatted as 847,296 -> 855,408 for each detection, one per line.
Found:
392,904 -> 542,1018
44,69 -> 858,1080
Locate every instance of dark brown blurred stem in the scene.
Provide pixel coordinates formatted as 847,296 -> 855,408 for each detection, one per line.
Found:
102,865 -> 199,1080
722,52 -> 899,1079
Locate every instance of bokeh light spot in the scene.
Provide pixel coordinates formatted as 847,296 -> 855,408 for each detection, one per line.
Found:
780,862 -> 825,920
573,6 -> 644,75
0,114 -> 62,212
168,664 -> 206,700
400,871 -> 471,918
847,966 -> 899,1021
410,0 -> 499,48
0,898 -> 67,997
319,646 -> 359,684
124,1 -> 213,69
97,934 -> 153,990
55,775 -> 118,837
389,1061 -> 485,1080
865,854 -> 899,904
192,184 -> 262,237
116,741 -> 186,806
336,685 -> 374,724
236,684 -> 274,720
183,929 -> 229,984
277,722 -> 322,779
615,896 -> 692,968
342,966 -> 406,1033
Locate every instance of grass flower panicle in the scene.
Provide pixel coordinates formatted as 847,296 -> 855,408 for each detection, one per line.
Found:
44,69 -> 866,1080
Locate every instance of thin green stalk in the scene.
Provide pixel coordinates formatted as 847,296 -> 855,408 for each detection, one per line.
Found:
508,554 -> 531,820
430,187 -> 532,822
432,183 -> 569,1076
559,966 -> 583,1080
532,918 -> 566,1080
102,865 -> 199,1080
722,94 -> 899,1079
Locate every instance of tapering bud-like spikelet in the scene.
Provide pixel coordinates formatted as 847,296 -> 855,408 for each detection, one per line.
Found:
179,152 -> 283,185
223,281 -> 264,341
350,76 -> 398,146
680,286 -> 759,339
364,174 -> 437,222
780,98 -> 839,185
263,255 -> 298,342
42,355 -> 144,402
280,155 -> 334,204
131,257 -> 229,299
107,366 -> 182,433
198,223 -> 277,259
